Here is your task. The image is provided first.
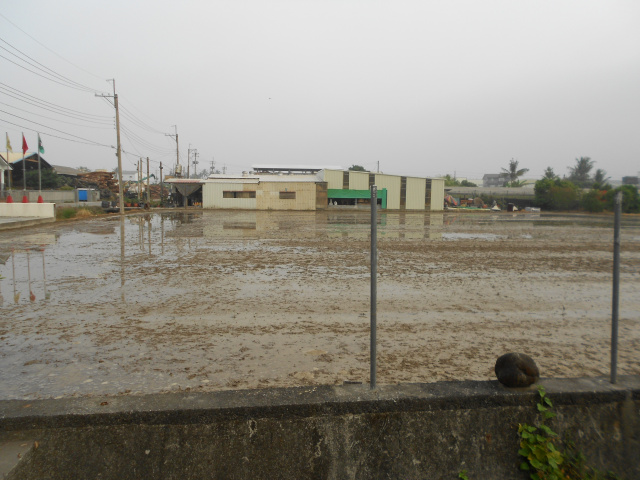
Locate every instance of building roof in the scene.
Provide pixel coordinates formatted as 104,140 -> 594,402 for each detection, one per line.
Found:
206,173 -> 323,183
252,164 -> 343,173
1,152 -> 41,164
52,165 -> 82,176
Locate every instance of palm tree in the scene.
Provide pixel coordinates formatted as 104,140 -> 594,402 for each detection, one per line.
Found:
592,168 -> 611,190
543,167 -> 557,180
567,157 -> 594,187
501,159 -> 529,186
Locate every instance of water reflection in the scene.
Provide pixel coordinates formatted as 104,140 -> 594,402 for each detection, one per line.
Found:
1,211 -> 638,311
4,247 -> 50,305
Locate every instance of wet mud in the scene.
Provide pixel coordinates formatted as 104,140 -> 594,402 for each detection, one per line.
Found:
0,210 -> 639,399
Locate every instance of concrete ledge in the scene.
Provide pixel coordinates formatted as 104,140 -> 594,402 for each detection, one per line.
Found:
0,203 -> 55,218
0,217 -> 55,231
1,377 -> 638,479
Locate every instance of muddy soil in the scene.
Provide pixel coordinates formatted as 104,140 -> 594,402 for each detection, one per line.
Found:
0,210 -> 639,399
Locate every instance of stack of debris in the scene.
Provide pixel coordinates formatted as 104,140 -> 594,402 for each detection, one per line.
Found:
77,171 -> 119,199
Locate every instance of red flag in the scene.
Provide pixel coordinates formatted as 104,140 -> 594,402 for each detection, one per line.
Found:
22,134 -> 28,154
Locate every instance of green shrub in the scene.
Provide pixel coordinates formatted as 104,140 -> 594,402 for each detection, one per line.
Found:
581,190 -> 606,213
57,208 -> 77,219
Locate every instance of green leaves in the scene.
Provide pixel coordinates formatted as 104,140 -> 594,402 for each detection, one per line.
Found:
518,386 -> 566,479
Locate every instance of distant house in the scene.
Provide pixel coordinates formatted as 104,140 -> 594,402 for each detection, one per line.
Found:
0,155 -> 10,193
118,170 -> 138,183
1,152 -> 53,188
483,173 -> 509,187
52,165 -> 82,178
622,176 -> 639,186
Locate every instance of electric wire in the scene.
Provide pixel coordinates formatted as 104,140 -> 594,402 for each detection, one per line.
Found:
0,53 -> 100,93
0,13 -> 106,82
0,38 -> 102,93
120,124 -> 175,154
0,89 -> 114,125
0,101 -> 113,130
1,118 -> 114,148
0,110 -> 114,147
0,82 -> 113,120
119,101 -> 168,134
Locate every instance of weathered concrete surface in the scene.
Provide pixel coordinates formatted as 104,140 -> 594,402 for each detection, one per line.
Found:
1,377 -> 639,479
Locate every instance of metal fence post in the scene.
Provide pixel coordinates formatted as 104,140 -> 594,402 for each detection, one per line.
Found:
370,185 -> 377,389
611,191 -> 622,383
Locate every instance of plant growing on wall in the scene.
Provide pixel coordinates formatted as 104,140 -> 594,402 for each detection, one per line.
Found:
518,386 -> 624,480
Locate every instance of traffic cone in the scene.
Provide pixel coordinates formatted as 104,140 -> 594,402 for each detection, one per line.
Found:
37,195 -> 43,203
6,195 -> 12,203
22,195 -> 28,203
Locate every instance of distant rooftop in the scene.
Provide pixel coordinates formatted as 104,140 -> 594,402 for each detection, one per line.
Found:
251,164 -> 343,174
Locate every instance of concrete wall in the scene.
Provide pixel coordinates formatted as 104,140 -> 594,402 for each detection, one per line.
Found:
3,190 -> 77,203
203,182 -> 258,210
349,171 -> 369,191
375,174 -> 401,210
405,177 -> 426,210
0,203 -> 55,218
429,178 -> 445,211
322,170 -> 344,190
257,182 -> 317,211
2,377 -> 638,480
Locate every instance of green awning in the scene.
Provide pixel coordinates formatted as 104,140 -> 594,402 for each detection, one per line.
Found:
327,188 -> 387,209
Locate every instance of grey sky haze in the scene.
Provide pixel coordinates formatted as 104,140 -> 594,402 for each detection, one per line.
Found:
2,1 -> 639,181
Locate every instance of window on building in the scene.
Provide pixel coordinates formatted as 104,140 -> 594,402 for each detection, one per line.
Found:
223,191 -> 256,199
279,191 -> 296,199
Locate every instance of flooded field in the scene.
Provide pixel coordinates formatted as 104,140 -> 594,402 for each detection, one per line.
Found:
1,210 -> 639,400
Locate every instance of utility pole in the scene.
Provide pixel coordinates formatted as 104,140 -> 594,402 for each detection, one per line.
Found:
146,157 -> 150,204
96,80 -> 124,214
165,126 -> 180,177
187,145 -> 191,179
138,158 -> 142,203
160,162 -> 164,204
210,159 -> 215,175
192,149 -> 199,179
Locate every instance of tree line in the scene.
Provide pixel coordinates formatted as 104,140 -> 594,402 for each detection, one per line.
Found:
534,157 -> 638,213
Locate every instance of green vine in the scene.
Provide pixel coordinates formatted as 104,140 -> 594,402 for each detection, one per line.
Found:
518,386 -> 624,480
518,386 -> 565,478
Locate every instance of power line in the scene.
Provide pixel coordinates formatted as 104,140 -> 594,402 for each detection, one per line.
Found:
0,82 -> 113,120
0,89 -> 113,125
120,124 -> 175,154
0,100 -> 113,130
1,117 -> 114,148
0,110 -> 114,147
0,53 -> 100,93
0,37 -> 102,93
118,97 -> 170,132
0,12 -> 106,82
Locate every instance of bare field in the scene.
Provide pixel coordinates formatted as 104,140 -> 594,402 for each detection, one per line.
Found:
1,210 -> 639,399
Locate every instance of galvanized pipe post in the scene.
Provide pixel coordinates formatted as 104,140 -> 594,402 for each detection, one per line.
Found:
370,185 -> 377,389
610,191 -> 622,383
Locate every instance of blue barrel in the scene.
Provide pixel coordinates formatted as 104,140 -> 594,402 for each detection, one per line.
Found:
78,189 -> 88,201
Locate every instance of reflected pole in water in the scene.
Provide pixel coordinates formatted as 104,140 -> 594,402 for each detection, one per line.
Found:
161,215 -> 165,256
611,191 -> 622,384
12,249 -> 19,303
27,248 -> 35,302
40,246 -> 49,300
148,216 -> 152,255
120,216 -> 126,302
370,185 -> 377,390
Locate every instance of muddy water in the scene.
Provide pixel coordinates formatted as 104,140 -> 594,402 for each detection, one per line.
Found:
0,210 -> 639,400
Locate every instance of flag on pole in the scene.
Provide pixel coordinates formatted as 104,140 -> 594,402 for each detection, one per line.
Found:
5,133 -> 12,153
38,134 -> 45,154
22,134 -> 28,154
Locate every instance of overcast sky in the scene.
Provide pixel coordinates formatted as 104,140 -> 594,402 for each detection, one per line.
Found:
2,1 -> 639,181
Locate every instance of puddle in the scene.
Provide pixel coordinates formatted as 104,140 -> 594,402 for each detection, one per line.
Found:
0,210 -> 639,399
